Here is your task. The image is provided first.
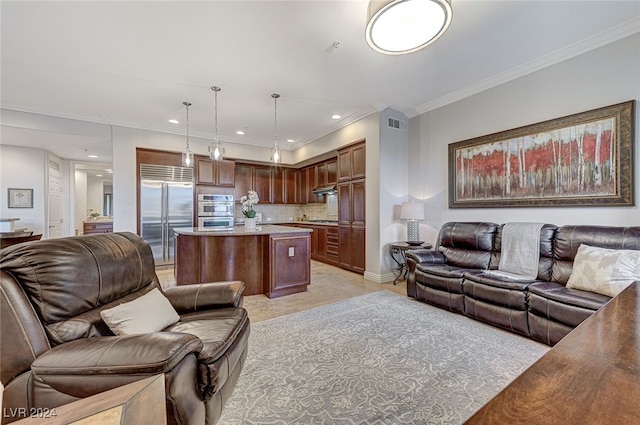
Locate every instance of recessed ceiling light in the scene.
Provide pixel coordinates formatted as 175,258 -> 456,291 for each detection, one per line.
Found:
236,130 -> 245,135
287,139 -> 295,143
331,114 -> 341,120
88,154 -> 98,158
96,174 -> 103,177
168,119 -> 179,124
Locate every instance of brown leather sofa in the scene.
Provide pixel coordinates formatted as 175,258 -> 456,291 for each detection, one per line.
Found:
0,232 -> 250,425
406,222 -> 640,345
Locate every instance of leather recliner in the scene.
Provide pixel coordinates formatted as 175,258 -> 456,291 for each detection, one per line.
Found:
0,232 -> 250,425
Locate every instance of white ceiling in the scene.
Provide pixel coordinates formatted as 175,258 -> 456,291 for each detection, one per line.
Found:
2,1 -> 639,165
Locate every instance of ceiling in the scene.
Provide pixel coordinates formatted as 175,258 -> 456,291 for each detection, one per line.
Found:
2,1 -> 639,165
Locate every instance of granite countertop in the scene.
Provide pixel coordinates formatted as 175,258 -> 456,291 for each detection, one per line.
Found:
174,224 -> 313,236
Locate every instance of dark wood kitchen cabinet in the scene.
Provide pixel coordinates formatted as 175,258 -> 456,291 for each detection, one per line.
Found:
338,179 -> 366,273
338,141 -> 365,182
273,167 -> 298,204
196,158 -> 235,186
234,163 -> 253,202
254,166 -> 273,204
300,166 -> 319,204
316,158 -> 338,187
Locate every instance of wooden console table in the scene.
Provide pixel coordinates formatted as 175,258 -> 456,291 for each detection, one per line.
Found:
465,282 -> 640,424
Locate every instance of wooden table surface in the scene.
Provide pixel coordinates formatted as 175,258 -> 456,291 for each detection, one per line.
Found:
465,282 -> 640,424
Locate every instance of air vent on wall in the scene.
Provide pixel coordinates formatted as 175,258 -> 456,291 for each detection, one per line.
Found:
387,117 -> 406,131
49,159 -> 60,171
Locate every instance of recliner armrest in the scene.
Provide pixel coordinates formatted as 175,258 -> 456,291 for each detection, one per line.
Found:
163,280 -> 245,313
406,250 -> 445,269
31,332 -> 203,376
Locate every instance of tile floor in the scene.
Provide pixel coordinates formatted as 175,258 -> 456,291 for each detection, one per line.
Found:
157,261 -> 406,323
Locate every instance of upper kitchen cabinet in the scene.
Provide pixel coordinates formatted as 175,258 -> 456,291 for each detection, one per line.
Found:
254,166 -> 273,204
316,158 -> 338,187
300,165 -> 319,204
196,158 -> 235,186
234,163 -> 279,204
274,167 -> 298,204
338,141 -> 365,181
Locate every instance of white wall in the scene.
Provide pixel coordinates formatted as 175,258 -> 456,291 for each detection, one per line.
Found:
409,33 -> 640,247
376,108 -> 410,282
87,176 -> 104,216
0,145 -> 46,235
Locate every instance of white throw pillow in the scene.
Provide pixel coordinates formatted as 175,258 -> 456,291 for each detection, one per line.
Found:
566,244 -> 640,297
100,288 -> 180,335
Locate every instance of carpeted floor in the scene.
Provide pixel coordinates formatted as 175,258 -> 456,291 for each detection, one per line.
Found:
219,291 -> 549,425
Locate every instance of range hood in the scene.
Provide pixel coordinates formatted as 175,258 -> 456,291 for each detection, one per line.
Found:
312,185 -> 337,195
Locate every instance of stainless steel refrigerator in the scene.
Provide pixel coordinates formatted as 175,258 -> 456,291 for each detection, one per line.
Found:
140,164 -> 193,266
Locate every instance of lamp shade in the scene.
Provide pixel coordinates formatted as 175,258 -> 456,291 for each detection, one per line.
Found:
400,202 -> 425,220
365,0 -> 452,55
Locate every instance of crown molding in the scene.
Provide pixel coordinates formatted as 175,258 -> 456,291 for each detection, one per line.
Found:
414,16 -> 640,116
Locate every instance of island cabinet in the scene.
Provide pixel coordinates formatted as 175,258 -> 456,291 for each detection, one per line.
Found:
173,225 -> 311,298
83,221 -> 113,235
196,158 -> 235,186
285,223 -> 339,267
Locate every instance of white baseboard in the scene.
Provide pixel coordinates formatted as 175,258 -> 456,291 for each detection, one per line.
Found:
363,271 -> 396,283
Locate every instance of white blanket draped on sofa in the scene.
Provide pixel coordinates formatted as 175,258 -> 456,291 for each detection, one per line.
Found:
485,222 -> 544,281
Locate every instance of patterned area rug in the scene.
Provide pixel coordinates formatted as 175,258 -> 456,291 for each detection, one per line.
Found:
219,291 -> 549,424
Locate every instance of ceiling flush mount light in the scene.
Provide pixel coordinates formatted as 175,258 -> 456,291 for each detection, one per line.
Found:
270,93 -> 282,164
168,119 -> 179,124
181,101 -> 193,168
365,0 -> 452,55
331,114 -> 341,120
208,86 -> 225,161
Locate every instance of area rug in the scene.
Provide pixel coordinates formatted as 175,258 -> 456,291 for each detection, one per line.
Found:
219,291 -> 549,424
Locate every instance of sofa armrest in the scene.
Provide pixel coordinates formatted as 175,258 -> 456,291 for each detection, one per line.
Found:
406,249 -> 446,267
31,332 -> 203,376
163,280 -> 245,313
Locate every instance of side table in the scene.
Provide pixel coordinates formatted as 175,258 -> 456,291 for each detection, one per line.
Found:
390,242 -> 433,284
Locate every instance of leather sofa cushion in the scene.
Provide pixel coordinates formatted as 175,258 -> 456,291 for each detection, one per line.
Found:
463,270 -> 535,291
0,232 -> 157,331
552,225 -> 640,284
528,281 -> 610,311
437,222 -> 497,269
166,308 -> 249,364
416,264 -> 470,279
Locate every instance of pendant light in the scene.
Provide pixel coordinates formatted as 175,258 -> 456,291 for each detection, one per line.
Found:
208,86 -> 225,160
270,93 -> 281,164
365,0 -> 452,55
181,101 -> 193,167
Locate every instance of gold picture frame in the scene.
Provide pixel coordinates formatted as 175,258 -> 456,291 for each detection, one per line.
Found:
448,101 -> 635,208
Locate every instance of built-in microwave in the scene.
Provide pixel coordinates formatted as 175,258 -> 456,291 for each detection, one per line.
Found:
197,194 -> 234,217
198,216 -> 234,231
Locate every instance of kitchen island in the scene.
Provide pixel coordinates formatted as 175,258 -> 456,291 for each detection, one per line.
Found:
173,225 -> 312,298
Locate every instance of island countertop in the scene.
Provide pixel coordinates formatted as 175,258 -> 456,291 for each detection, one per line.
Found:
173,224 -> 312,236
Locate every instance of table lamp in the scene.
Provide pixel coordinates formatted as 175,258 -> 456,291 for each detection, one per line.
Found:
400,201 -> 425,245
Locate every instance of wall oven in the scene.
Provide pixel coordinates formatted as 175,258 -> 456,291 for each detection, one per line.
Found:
198,216 -> 234,230
197,194 -> 234,217
197,194 -> 234,230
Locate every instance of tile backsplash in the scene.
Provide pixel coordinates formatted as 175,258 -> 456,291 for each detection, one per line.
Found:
234,193 -> 338,223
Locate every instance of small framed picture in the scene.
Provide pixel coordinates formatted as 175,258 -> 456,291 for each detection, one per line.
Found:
8,188 -> 34,208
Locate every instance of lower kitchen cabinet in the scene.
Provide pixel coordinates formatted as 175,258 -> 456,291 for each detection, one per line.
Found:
338,225 -> 365,274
